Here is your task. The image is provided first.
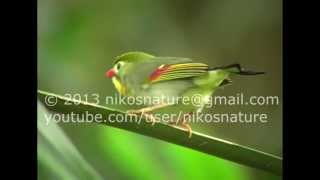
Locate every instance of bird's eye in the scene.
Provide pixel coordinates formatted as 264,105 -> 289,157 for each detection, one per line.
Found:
116,63 -> 121,70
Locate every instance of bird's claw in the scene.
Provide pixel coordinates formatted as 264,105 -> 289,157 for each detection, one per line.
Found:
187,128 -> 192,138
126,109 -> 159,126
144,113 -> 159,126
126,109 -> 143,115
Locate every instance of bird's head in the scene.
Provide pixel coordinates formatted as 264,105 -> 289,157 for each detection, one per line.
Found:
105,51 -> 155,95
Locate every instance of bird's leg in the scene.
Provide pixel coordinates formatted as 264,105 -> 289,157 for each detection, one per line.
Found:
141,112 -> 158,126
126,103 -> 169,114
180,122 -> 192,138
168,112 -> 193,138
126,111 -> 159,126
126,103 -> 168,125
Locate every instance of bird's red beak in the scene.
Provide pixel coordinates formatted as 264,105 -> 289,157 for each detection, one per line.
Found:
105,68 -> 116,78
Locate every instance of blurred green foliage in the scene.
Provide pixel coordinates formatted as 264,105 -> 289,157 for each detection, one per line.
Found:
38,102 -> 103,179
38,0 -> 282,179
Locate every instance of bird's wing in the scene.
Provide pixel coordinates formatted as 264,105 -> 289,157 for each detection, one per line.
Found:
148,61 -> 209,84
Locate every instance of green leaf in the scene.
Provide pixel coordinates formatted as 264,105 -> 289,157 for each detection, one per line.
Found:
38,90 -> 282,176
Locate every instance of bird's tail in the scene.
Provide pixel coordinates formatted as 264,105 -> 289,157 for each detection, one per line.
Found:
208,63 -> 265,75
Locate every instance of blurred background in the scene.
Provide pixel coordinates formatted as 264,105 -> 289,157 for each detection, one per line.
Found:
38,0 -> 282,179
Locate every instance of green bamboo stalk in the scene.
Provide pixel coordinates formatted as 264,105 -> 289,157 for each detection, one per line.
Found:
38,90 -> 282,176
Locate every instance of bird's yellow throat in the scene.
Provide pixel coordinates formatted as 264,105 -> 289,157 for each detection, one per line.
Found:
112,77 -> 126,95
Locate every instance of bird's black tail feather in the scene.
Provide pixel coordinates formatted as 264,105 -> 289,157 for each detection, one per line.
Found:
209,63 -> 265,75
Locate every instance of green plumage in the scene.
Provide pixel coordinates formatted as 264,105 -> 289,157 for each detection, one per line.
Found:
106,51 -> 264,129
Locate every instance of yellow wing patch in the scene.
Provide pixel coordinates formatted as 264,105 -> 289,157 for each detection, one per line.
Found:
149,63 -> 209,83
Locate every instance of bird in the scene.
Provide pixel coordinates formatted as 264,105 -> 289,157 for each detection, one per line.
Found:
105,51 -> 264,138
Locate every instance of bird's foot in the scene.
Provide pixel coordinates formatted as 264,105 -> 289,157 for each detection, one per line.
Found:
167,113 -> 193,138
180,122 -> 193,138
126,103 -> 168,114
126,109 -> 143,115
126,110 -> 159,126
168,121 -> 192,138
143,113 -> 159,126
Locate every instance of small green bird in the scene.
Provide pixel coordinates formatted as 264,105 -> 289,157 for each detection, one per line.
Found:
105,51 -> 264,137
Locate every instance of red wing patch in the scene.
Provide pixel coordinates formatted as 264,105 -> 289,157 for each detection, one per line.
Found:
149,64 -> 170,81
148,63 -> 208,83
